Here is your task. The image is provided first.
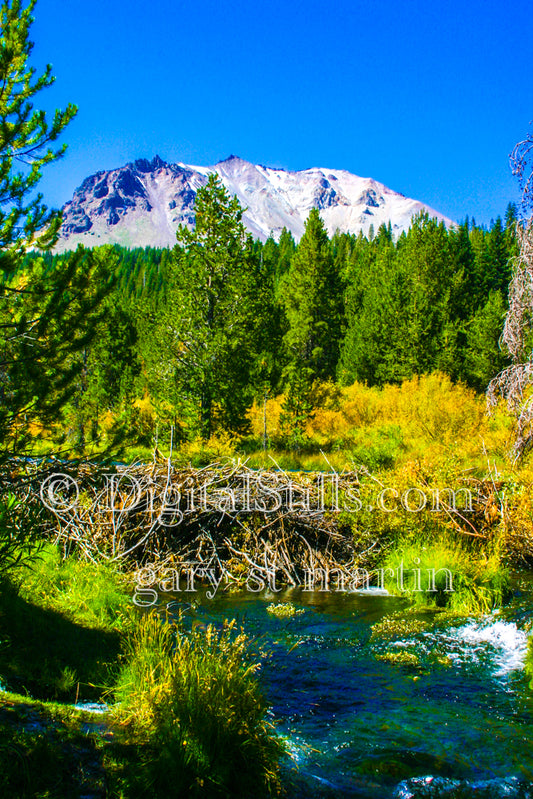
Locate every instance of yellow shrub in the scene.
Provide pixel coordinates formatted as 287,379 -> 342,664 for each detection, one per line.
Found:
386,373 -> 485,442
245,373 -> 518,472
176,432 -> 237,466
340,382 -> 383,427
305,407 -> 348,441
247,395 -> 284,440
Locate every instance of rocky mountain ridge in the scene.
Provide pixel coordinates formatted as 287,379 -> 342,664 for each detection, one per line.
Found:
58,154 -> 454,250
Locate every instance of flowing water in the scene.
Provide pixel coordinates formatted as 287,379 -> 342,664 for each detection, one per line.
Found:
169,576 -> 533,798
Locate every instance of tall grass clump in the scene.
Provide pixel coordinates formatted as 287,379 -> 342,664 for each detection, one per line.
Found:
380,533 -> 510,614
112,612 -> 283,798
525,635 -> 533,690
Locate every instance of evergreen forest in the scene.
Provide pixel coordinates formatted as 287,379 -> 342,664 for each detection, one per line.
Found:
6,173 -> 519,461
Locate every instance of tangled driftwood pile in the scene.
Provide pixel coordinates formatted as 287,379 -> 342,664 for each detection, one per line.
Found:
1,453 -> 522,589
16,457 -> 368,588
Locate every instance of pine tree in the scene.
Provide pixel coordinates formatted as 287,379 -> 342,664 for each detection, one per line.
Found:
59,277 -> 140,452
248,237 -> 285,402
279,209 -> 343,437
339,232 -> 413,385
486,217 -> 511,294
0,0 -> 77,267
154,174 -> 256,440
462,291 -> 508,391
274,227 -> 296,291
0,246 -> 116,453
0,1 -> 115,455
282,209 -> 342,383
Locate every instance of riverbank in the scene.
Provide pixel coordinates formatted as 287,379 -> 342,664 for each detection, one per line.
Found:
0,547 -> 283,798
1,539 -> 533,798
4,575 -> 531,799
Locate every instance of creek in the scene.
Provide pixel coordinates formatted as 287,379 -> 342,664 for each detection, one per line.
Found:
171,574 -> 533,798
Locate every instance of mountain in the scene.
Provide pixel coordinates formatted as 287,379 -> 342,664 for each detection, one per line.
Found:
57,154 -> 454,250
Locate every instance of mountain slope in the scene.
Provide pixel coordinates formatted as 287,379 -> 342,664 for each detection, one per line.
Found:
57,155 -> 454,250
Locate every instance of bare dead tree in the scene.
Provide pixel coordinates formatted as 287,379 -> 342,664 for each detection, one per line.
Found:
487,124 -> 533,460
510,129 -> 533,217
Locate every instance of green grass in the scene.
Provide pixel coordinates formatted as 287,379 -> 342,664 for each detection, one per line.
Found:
14,543 -> 134,632
0,544 -> 133,701
110,611 -> 284,798
380,533 -> 510,614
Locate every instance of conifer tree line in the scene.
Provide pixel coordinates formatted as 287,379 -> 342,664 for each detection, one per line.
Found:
18,174 -> 518,452
0,0 -> 518,455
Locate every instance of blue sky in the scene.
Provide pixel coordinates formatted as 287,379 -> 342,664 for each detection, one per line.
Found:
30,0 -> 533,227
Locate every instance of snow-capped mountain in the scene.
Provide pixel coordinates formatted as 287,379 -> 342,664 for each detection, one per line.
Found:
57,154 -> 453,250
